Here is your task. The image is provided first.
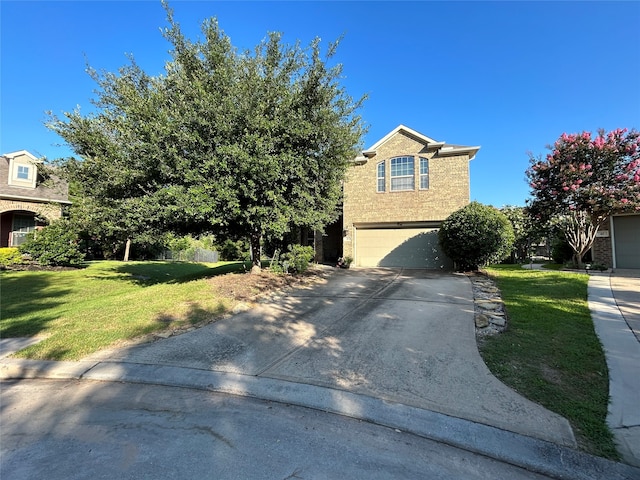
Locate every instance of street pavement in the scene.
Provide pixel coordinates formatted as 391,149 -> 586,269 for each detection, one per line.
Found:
1,267 -> 639,479
1,378 -> 555,480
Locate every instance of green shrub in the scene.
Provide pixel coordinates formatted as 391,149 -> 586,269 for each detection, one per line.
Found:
282,244 -> 315,273
19,220 -> 85,266
438,202 -> 515,271
0,247 -> 23,267
551,235 -> 574,264
217,238 -> 250,261
270,244 -> 315,274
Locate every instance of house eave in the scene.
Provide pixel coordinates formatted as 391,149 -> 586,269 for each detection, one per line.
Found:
0,193 -> 72,205
352,155 -> 369,165
438,145 -> 481,160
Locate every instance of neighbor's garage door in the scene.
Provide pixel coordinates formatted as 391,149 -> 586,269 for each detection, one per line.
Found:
355,227 -> 452,269
614,215 -> 640,268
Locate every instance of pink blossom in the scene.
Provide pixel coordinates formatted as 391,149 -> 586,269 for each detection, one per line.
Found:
594,136 -> 605,149
621,198 -> 629,203
563,186 -> 570,191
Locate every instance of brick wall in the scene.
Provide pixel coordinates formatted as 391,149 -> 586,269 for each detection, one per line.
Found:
0,199 -> 63,222
592,234 -> 613,267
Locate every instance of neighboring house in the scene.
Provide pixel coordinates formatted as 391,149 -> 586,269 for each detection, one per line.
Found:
592,214 -> 640,269
332,125 -> 480,268
0,150 -> 70,247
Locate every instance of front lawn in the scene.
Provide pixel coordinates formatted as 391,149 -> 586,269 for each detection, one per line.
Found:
480,265 -> 617,459
0,261 -> 247,360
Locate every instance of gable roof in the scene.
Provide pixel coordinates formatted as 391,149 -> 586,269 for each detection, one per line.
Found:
2,150 -> 40,163
356,125 -> 480,163
1,150 -> 70,204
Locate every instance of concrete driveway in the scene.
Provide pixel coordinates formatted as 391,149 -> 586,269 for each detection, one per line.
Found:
86,268 -> 574,446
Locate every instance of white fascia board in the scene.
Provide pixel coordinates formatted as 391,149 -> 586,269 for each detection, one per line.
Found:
439,145 -> 481,160
2,150 -> 40,162
366,125 -> 443,152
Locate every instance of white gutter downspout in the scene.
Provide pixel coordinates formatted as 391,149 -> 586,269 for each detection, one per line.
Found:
609,216 -> 617,269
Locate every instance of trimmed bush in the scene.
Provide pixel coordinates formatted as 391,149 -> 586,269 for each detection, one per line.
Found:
19,219 -> 85,266
271,244 -> 315,274
438,202 -> 515,271
282,244 -> 315,273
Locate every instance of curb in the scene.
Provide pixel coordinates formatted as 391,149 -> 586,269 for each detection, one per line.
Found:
2,359 -> 639,480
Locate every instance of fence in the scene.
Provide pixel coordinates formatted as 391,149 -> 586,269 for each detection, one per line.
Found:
158,247 -> 219,263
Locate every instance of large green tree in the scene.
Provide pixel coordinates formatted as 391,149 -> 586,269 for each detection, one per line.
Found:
49,3 -> 366,269
500,205 -> 546,263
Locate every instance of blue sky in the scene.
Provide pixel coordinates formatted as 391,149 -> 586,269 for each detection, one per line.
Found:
2,1 -> 639,207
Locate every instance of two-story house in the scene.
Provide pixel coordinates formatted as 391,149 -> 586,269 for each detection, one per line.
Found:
338,125 -> 480,269
0,150 -> 70,247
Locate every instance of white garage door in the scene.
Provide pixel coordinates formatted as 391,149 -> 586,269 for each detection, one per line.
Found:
614,215 -> 640,268
355,227 -> 452,269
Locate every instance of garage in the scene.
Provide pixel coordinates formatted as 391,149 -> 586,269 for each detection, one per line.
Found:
354,226 -> 452,269
614,215 -> 640,268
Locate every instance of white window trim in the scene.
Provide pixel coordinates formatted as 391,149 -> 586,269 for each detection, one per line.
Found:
419,157 -> 429,190
390,156 -> 415,192
377,160 -> 386,193
8,159 -> 37,188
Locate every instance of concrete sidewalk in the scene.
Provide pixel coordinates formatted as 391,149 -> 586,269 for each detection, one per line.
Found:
589,270 -> 640,468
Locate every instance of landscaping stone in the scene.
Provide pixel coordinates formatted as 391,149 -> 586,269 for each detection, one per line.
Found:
475,314 -> 490,328
468,272 -> 508,339
490,316 -> 506,327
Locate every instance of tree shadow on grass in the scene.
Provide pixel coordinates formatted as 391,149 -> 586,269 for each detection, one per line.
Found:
0,272 -> 70,338
112,261 -> 250,286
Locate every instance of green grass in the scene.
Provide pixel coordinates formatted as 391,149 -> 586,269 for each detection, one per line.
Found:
1,260 -> 248,360
541,263 -> 564,270
481,265 -> 617,459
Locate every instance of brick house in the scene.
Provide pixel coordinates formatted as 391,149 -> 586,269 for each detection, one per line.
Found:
0,150 -> 70,247
331,125 -> 480,268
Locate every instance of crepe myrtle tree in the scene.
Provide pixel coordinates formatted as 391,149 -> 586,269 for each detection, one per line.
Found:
527,129 -> 640,268
48,1 -> 366,269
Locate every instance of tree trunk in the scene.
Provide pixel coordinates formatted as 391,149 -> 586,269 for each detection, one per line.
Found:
123,238 -> 132,262
250,231 -> 261,274
563,211 -> 604,269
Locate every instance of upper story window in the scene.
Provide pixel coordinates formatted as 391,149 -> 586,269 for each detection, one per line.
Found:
377,161 -> 385,192
419,157 -> 429,189
390,156 -> 414,191
17,165 -> 30,180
